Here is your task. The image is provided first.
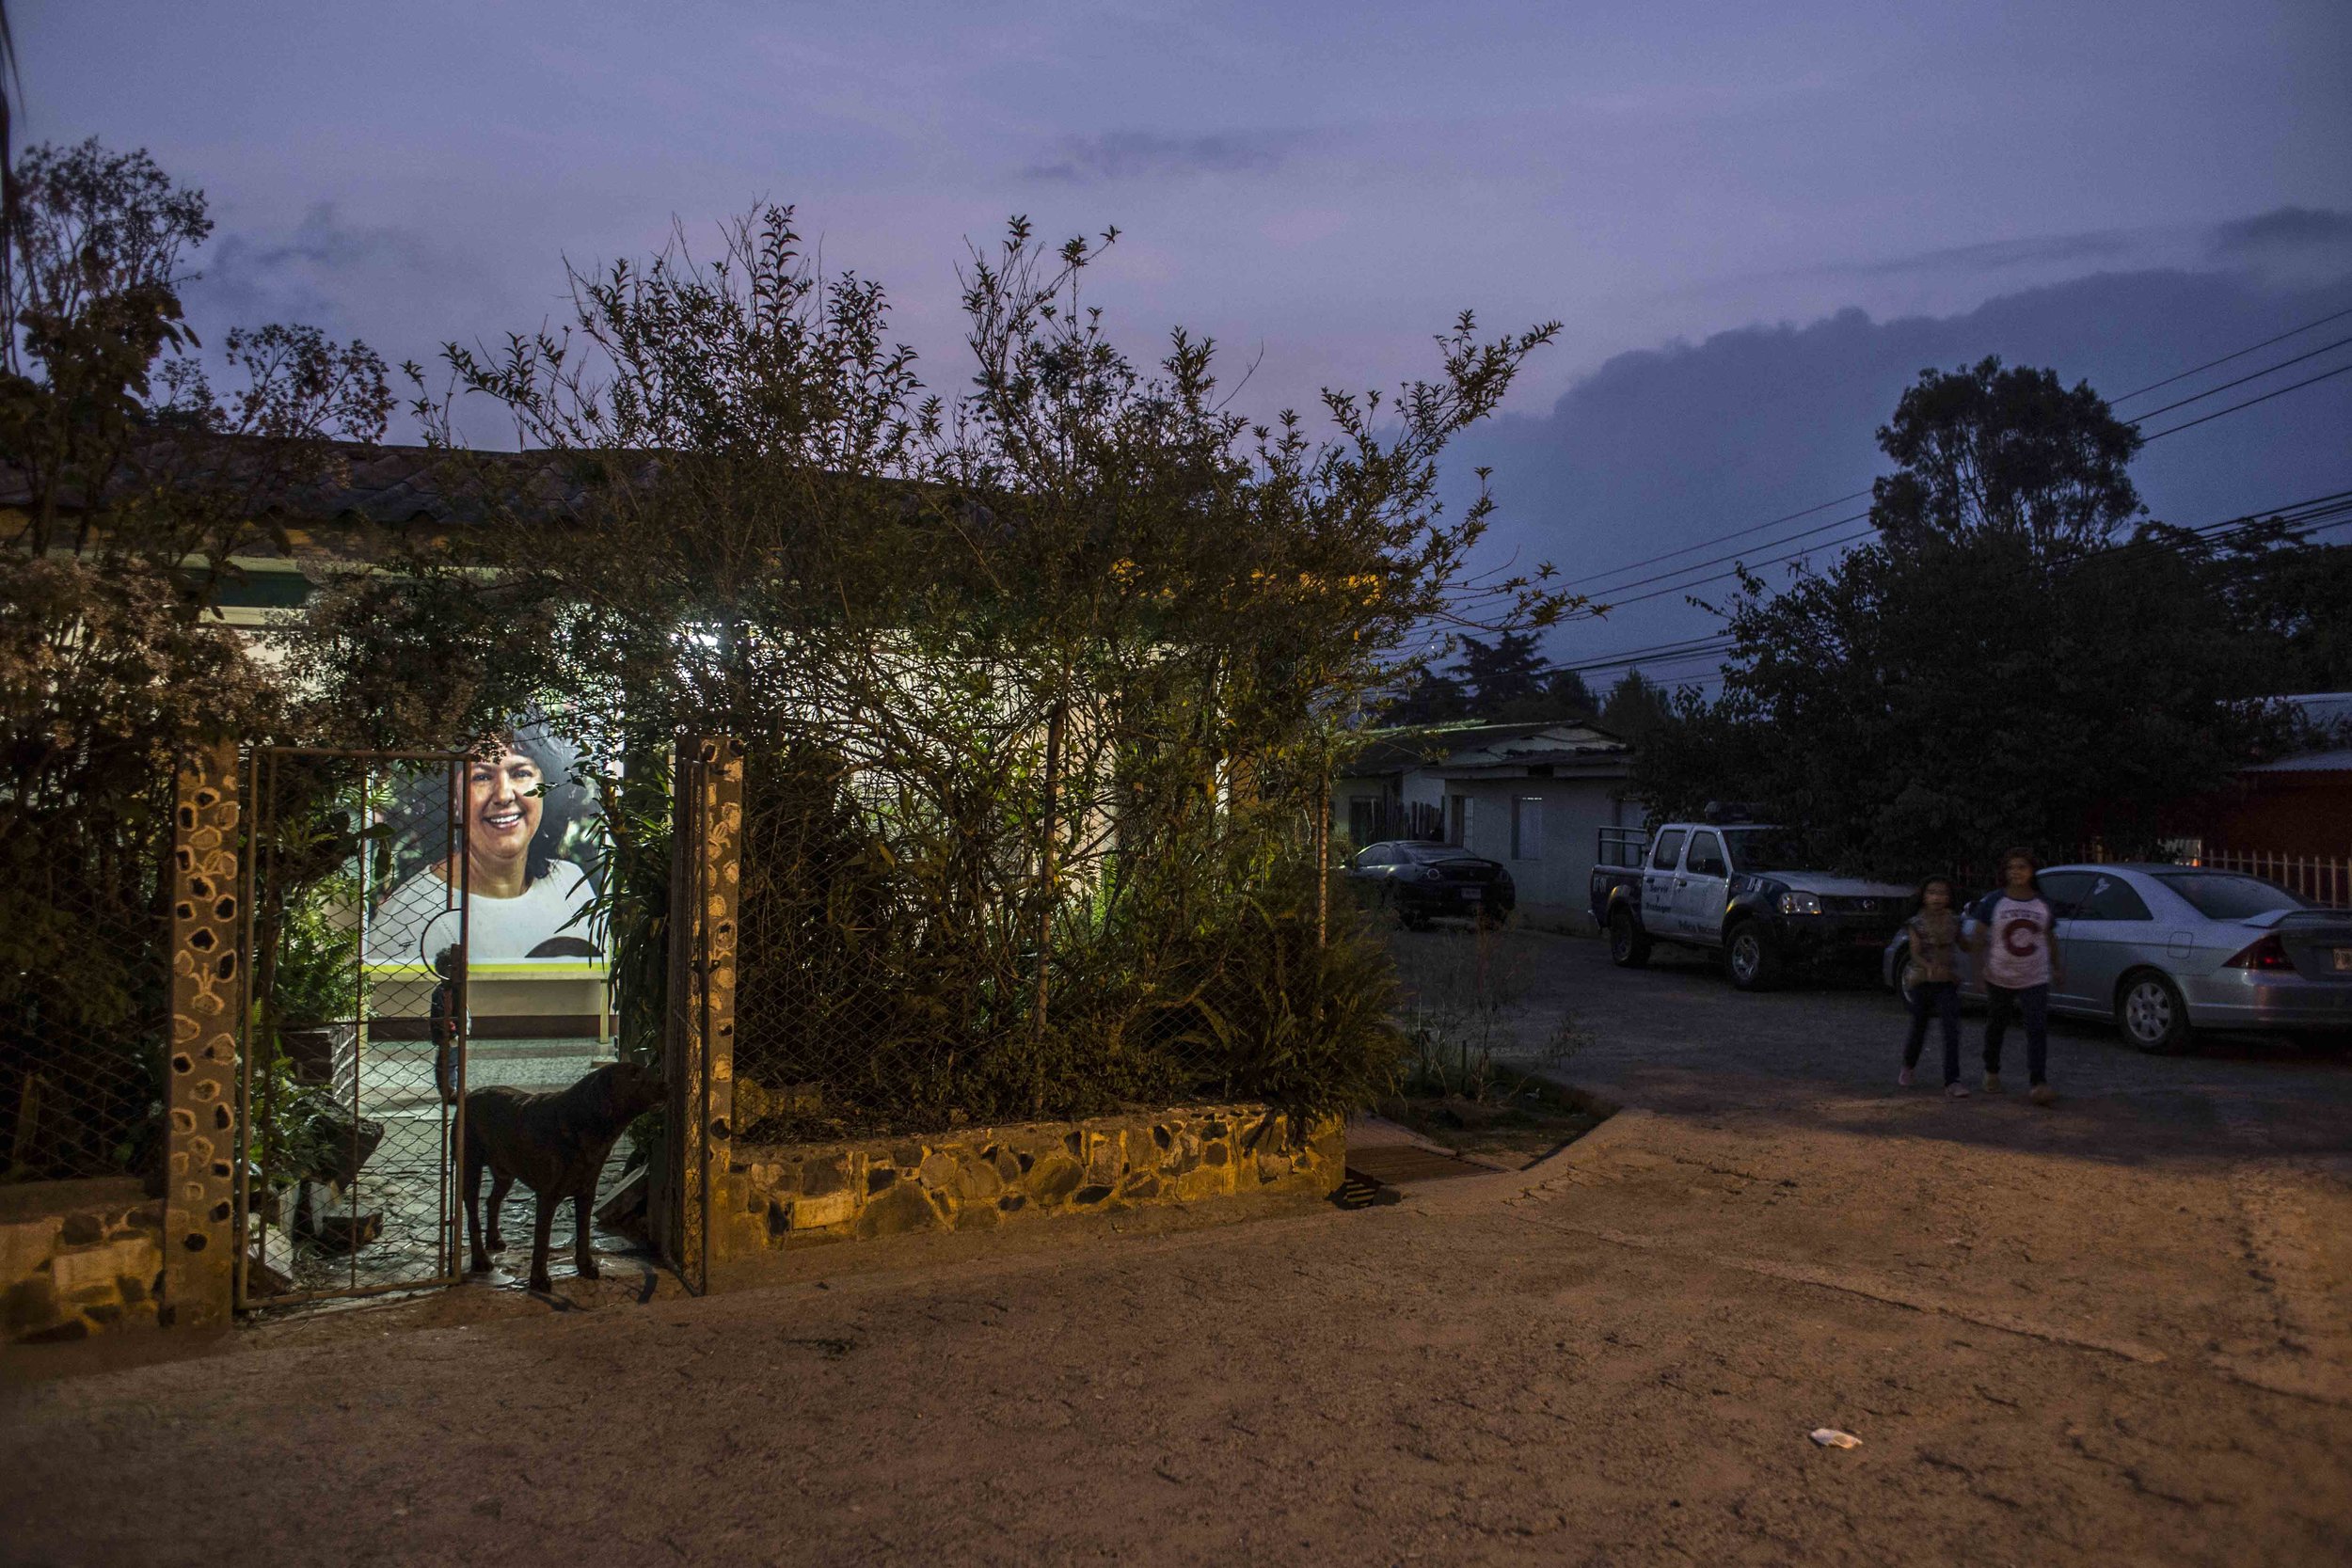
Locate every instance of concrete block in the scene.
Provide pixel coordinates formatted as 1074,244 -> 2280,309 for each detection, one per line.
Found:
787,1190 -> 857,1230
50,1238 -> 157,1296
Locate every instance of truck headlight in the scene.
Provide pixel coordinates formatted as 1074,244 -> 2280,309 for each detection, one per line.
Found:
1778,891 -> 1822,915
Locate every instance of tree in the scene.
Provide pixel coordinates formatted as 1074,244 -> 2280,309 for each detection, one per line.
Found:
294,205 -> 1577,1126
1,140 -> 388,1175
1537,667 -> 1598,719
1387,666 -> 1468,726
1632,361 -> 2311,874
1870,356 -> 2144,559
1397,631 -> 1596,724
1452,630 -> 1546,712
1599,668 -> 1673,741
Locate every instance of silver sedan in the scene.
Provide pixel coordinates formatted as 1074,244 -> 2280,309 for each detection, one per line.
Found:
1883,863 -> 2352,1053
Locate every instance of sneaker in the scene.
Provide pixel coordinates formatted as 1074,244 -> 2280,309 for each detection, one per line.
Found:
1945,1082 -> 1971,1099
2029,1084 -> 2057,1106
1983,1073 -> 2005,1093
1899,1068 -> 1916,1087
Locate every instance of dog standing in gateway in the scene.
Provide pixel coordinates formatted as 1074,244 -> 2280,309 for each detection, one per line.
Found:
463,1060 -> 664,1292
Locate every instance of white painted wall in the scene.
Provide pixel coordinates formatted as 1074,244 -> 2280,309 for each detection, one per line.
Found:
1442,776 -> 1631,929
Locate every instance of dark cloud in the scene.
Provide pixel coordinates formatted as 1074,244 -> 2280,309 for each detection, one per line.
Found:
188,203 -> 442,335
1454,266 -> 2352,684
1022,130 -> 1294,183
1826,228 -> 2139,279
2207,206 -> 2352,266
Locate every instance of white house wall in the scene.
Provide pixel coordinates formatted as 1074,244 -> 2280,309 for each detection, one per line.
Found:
1447,776 -> 1632,930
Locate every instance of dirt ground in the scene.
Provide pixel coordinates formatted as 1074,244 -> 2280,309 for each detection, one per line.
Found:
5,929 -> 2349,1566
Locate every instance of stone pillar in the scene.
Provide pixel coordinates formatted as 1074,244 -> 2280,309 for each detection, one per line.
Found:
674,736 -> 742,1293
164,740 -> 241,1329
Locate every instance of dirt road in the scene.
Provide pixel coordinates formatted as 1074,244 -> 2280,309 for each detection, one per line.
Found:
5,932 -> 2348,1566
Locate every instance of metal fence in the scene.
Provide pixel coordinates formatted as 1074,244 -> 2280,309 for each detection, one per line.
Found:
2182,849 -> 2351,908
236,748 -> 470,1307
0,847 -> 169,1183
1945,844 -> 2352,909
723,736 -> 1327,1144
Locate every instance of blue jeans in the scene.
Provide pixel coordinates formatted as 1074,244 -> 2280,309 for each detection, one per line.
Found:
1983,983 -> 2050,1086
1904,981 -> 1961,1085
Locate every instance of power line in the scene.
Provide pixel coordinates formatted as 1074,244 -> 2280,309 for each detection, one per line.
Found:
1556,302 -> 2352,598
2108,304 -> 2352,404
1546,487 -> 2352,676
2124,334 -> 2352,425
1552,489 -> 1870,594
2136,361 -> 2352,441
1576,368 -> 2352,613
1581,509 -> 1871,600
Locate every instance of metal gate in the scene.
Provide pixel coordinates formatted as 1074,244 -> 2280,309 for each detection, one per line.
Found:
234,747 -> 471,1307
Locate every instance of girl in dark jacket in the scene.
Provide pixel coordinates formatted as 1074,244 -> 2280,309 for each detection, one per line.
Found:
1899,877 -> 1969,1096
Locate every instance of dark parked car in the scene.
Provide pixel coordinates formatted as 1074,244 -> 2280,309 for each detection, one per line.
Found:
1344,840 -> 1515,928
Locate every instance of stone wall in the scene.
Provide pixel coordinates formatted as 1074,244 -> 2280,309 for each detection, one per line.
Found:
1,1178 -> 167,1344
709,1104 -> 1342,1283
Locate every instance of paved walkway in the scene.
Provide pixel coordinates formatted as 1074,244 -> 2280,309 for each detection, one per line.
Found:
4,934 -> 2347,1565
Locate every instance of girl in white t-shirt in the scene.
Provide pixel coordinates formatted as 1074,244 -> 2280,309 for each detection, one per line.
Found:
1967,847 -> 2063,1105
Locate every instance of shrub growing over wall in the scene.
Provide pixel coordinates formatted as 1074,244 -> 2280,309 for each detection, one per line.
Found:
294,207 -> 1581,1130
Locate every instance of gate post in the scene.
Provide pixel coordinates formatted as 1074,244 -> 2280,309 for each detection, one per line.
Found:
668,736 -> 743,1293
164,740 -> 242,1329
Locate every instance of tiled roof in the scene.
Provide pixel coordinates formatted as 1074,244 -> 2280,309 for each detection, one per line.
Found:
1,439 -> 644,530
1340,719 -> 1630,777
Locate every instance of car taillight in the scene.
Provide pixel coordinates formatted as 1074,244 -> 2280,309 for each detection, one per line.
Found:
2224,935 -> 2294,971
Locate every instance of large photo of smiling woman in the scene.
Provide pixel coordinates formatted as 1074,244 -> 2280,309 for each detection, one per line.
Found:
365,726 -> 604,968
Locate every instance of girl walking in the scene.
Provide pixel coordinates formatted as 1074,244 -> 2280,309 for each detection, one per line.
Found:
1970,847 -> 2062,1105
1899,877 -> 1968,1096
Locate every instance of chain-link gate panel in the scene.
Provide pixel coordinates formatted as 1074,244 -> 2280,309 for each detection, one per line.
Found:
236,748 -> 469,1307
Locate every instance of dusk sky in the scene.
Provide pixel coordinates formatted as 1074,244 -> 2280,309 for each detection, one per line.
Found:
24,2 -> 2352,678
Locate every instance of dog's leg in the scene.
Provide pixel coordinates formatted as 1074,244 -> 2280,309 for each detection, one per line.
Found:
528,1190 -> 556,1293
463,1146 -> 488,1274
573,1187 -> 600,1280
485,1172 -> 515,1253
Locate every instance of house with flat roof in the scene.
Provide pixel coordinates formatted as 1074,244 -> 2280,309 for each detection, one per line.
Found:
1334,720 -> 1638,930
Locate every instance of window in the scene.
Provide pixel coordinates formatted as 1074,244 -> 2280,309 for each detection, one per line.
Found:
2152,872 -> 2308,920
1347,799 -> 1375,849
2080,874 -> 2153,922
1511,797 -> 1544,862
1353,844 -> 1391,868
1649,829 -> 1686,872
1721,828 -> 1806,872
1684,831 -> 1726,878
2034,870 -> 2097,919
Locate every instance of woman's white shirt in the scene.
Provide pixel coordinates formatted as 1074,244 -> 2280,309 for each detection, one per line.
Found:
367,861 -> 595,963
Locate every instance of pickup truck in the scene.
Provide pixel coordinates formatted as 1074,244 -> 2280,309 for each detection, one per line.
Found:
1590,822 -> 1914,990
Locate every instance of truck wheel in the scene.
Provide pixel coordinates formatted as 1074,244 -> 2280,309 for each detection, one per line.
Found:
1725,920 -> 1779,991
1608,908 -> 1652,969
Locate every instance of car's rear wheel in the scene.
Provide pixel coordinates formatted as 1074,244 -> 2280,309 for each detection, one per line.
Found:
1726,920 -> 1779,991
1887,937 -> 1916,1002
1608,907 -> 1651,969
2117,970 -> 2191,1053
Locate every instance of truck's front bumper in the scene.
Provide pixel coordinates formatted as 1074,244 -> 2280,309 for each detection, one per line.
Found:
1776,915 -> 1905,966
